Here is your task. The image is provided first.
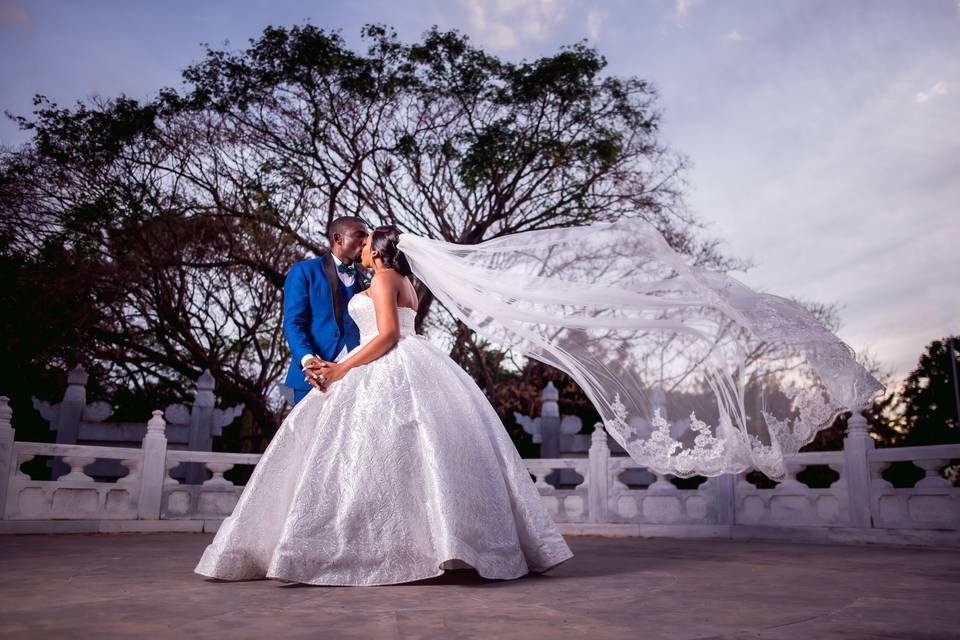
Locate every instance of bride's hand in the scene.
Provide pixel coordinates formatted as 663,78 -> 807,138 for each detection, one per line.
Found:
316,361 -> 349,387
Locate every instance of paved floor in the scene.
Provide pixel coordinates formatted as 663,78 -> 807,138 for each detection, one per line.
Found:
0,533 -> 958,639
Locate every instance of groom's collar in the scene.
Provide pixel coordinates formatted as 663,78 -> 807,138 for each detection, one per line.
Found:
330,252 -> 356,269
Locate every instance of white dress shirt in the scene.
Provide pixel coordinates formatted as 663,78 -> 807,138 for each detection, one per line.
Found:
301,253 -> 356,369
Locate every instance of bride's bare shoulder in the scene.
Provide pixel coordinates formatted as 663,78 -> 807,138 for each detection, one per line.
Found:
369,270 -> 418,307
365,271 -> 402,298
370,270 -> 404,290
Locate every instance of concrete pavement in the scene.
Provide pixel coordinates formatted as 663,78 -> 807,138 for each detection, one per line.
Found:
0,533 -> 957,639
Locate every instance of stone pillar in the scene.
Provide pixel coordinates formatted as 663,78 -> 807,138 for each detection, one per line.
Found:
138,410 -> 168,520
0,396 -> 14,520
52,365 -> 87,479
842,410 -> 874,528
539,381 -> 561,458
185,370 -> 216,485
539,382 -> 567,488
587,422 -> 610,523
710,473 -> 736,525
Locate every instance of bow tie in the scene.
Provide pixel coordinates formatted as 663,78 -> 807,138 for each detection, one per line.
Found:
337,263 -> 357,276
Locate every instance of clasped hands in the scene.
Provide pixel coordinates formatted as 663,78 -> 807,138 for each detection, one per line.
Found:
303,356 -> 348,392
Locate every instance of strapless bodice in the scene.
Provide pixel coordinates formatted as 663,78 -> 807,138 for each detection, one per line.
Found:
347,293 -> 417,343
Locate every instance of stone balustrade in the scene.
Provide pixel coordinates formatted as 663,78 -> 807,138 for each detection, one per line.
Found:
1,395 -> 958,545
30,365 -> 243,484
161,449 -> 261,520
4,440 -> 146,520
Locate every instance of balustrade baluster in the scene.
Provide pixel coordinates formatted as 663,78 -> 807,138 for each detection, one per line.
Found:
203,462 -> 235,487
13,452 -> 34,480
164,459 -> 181,486
915,459 -> 951,489
868,461 -> 892,490
117,458 -> 141,486
773,462 -> 806,490
60,456 -> 96,482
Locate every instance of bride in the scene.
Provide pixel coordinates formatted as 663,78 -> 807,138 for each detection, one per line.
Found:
194,225 -> 575,586
196,217 -> 884,587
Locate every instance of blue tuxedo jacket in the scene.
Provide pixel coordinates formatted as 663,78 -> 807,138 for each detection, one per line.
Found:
282,252 -> 362,392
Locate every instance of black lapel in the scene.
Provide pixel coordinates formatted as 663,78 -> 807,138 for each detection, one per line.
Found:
322,252 -> 345,332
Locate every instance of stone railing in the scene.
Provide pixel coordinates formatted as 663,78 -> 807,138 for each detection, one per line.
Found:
1,396 -> 958,545
31,365 -> 243,484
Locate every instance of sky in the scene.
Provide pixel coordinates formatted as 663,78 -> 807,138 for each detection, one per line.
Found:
1,0 -> 958,384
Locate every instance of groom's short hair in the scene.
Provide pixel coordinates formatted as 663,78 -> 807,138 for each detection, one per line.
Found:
327,216 -> 366,243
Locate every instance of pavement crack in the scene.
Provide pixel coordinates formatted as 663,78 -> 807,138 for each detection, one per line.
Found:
759,597 -> 864,632
684,598 -> 864,640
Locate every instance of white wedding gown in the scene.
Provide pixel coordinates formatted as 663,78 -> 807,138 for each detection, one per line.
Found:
194,293 -> 574,586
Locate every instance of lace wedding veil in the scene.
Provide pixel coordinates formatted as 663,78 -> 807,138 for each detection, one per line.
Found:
396,218 -> 885,480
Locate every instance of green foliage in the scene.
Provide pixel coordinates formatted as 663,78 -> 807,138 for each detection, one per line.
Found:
10,95 -> 158,164
896,336 -> 960,445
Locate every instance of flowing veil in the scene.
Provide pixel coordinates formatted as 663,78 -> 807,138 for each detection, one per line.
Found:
397,218 -> 886,481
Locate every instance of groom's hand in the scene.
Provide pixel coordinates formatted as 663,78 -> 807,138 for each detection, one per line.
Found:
303,356 -> 331,372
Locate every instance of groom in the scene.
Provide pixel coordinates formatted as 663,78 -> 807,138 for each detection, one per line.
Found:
282,216 -> 369,405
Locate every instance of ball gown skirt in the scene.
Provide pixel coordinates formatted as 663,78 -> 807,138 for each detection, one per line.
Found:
194,294 -> 574,586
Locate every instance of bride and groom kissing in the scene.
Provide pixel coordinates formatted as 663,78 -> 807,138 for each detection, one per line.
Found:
281,215 -> 370,405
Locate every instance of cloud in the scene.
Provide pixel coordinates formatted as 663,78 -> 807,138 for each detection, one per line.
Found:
722,30 -> 742,43
0,0 -> 31,34
914,80 -> 948,104
463,0 -> 567,51
674,0 -> 704,23
587,8 -> 608,40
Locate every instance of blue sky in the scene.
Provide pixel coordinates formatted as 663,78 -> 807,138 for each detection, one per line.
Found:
2,0 -> 958,383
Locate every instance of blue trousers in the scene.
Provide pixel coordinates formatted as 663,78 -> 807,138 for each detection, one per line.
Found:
293,388 -> 311,406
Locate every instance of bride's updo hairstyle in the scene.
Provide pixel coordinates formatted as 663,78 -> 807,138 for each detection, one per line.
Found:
371,225 -> 413,276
